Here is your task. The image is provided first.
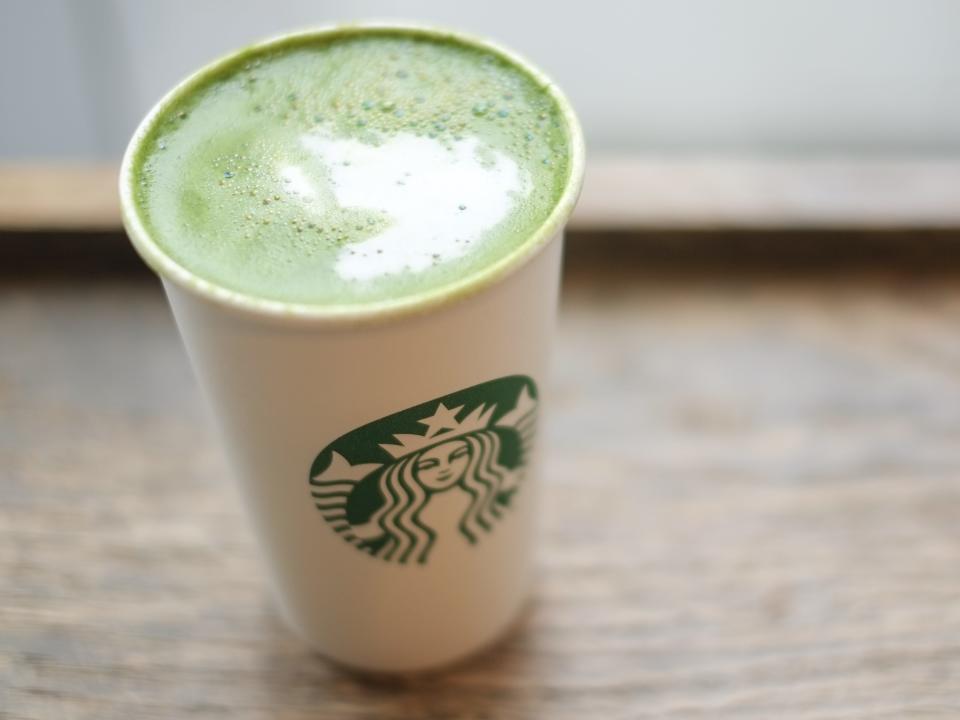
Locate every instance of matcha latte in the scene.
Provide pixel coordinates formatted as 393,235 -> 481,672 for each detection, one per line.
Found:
125,26 -> 582,311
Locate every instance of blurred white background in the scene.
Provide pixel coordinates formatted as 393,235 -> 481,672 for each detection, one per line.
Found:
3,0 -> 960,161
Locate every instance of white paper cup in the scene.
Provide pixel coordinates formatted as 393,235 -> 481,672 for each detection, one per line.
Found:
119,23 -> 585,673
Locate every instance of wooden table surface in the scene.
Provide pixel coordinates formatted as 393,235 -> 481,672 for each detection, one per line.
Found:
2,241 -> 960,718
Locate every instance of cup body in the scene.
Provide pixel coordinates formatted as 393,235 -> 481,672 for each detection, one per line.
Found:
119,22 -> 585,674
162,233 -> 563,672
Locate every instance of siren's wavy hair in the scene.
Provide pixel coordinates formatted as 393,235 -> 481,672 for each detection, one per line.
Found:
357,427 -> 521,565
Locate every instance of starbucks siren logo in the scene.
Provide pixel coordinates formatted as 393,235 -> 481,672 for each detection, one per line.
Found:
308,376 -> 537,565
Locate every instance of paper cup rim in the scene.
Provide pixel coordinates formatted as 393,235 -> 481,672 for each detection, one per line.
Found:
118,22 -> 586,325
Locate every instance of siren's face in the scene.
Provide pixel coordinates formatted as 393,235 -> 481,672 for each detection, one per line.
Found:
415,439 -> 471,491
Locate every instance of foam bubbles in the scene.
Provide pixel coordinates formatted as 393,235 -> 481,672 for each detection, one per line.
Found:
134,30 -> 571,306
300,129 -> 528,281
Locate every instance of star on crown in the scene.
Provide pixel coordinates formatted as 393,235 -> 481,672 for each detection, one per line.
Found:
379,402 -> 496,459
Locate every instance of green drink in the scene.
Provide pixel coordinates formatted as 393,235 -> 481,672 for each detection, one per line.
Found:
120,25 -> 585,672
128,27 -> 577,309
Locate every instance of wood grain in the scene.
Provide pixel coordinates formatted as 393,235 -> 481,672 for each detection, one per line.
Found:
2,252 -> 960,718
5,159 -> 960,232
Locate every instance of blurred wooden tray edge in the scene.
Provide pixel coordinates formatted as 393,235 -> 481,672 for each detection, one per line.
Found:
3,157 -> 960,233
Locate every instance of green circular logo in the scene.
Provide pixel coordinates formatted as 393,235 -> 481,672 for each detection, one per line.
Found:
308,376 -> 537,565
